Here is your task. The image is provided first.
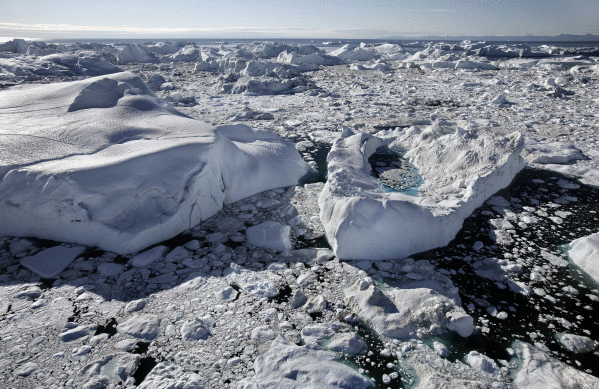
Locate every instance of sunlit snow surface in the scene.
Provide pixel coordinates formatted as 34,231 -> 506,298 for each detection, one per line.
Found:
0,72 -> 309,254
1,38 -> 599,389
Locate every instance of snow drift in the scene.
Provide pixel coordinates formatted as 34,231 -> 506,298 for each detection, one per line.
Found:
319,125 -> 524,260
0,72 -> 309,254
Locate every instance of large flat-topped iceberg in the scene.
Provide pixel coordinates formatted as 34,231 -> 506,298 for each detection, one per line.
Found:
319,125 -> 524,260
0,72 -> 309,254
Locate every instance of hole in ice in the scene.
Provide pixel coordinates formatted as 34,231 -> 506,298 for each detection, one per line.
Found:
95,317 -> 118,338
338,319 -> 404,389
133,341 -> 151,355
271,284 -> 293,305
368,146 -> 422,196
133,356 -> 158,385
299,141 -> 331,185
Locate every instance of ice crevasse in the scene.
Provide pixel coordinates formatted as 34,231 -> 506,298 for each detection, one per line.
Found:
319,125 -> 525,260
0,72 -> 309,254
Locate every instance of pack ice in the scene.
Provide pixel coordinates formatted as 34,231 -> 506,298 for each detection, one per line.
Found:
0,72 -> 309,254
319,125 -> 524,260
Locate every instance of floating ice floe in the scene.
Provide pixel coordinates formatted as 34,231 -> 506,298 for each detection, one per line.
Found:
568,232 -> 599,283
523,137 -> 586,164
237,335 -> 373,389
319,125 -> 524,260
0,72 -> 309,254
246,221 -> 292,252
511,341 -> 599,388
556,333 -> 596,354
344,270 -> 473,338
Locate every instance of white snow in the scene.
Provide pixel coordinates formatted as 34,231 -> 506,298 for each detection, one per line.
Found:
0,72 -> 309,254
319,125 -> 524,260
568,232 -> 599,283
0,51 -> 120,82
2,38 -> 599,389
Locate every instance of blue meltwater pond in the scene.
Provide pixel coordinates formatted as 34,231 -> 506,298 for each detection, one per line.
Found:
368,146 -> 423,196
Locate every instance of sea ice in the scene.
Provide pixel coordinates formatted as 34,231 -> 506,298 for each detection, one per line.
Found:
523,138 -> 585,164
246,221 -> 292,251
0,72 -> 309,254
511,341 -> 599,388
116,315 -> 161,340
344,275 -> 472,339
330,44 -> 374,61
20,245 -> 86,278
556,333 -> 596,354
237,336 -> 373,389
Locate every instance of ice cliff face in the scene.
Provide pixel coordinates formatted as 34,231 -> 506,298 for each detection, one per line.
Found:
0,72 -> 309,254
319,125 -> 525,260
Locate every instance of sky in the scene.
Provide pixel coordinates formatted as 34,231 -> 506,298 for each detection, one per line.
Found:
1,0 -> 598,39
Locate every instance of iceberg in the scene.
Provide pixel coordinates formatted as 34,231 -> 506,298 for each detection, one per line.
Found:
117,44 -> 158,63
0,72 -> 309,254
319,125 -> 524,260
568,232 -> 599,283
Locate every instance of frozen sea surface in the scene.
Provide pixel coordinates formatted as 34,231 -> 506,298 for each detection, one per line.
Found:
1,38 -> 599,389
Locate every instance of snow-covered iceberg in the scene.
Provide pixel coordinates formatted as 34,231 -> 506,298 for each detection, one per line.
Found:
0,72 -> 309,254
117,44 -> 158,63
568,232 -> 599,283
0,51 -> 120,82
319,125 -> 524,260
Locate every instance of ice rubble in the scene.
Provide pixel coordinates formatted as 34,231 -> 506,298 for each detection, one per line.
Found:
319,125 -> 525,260
0,72 -> 309,254
568,232 -> 599,283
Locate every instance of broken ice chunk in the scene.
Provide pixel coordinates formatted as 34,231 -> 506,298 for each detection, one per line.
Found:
246,221 -> 292,252
20,246 -> 86,279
